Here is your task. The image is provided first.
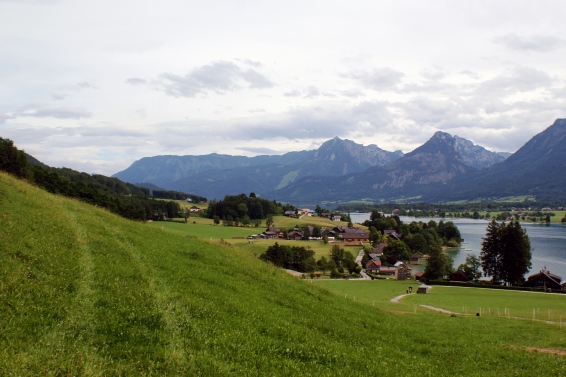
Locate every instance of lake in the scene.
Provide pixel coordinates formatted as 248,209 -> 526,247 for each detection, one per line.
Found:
349,213 -> 566,280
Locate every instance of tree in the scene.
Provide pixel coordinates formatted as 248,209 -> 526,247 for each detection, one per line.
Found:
499,220 -> 531,285
480,219 -> 532,285
343,251 -> 357,273
241,215 -> 251,227
330,245 -> 345,270
480,220 -> 501,282
382,240 -> 411,263
457,254 -> 482,281
266,214 -> 274,228
423,245 -> 453,282
213,215 -> 220,226
317,256 -> 329,275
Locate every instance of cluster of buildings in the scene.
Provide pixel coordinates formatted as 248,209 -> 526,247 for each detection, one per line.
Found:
249,225 -> 371,244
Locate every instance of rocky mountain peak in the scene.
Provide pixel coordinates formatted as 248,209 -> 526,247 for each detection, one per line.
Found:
409,131 -> 509,169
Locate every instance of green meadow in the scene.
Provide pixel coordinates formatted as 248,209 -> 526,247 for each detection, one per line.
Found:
315,280 -> 566,321
2,171 -> 566,376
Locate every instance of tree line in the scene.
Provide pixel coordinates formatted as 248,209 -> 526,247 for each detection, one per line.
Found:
260,243 -> 360,277
206,193 -> 295,223
0,137 -> 200,221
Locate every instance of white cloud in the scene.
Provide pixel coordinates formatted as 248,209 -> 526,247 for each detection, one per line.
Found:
345,67 -> 405,91
14,106 -> 92,120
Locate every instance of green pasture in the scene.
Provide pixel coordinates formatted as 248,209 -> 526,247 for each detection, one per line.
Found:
315,280 -> 566,323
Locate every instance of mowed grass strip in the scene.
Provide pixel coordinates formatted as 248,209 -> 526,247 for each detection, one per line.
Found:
2,172 -> 566,376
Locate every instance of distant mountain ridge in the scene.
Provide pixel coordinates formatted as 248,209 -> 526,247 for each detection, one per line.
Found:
112,121 -> 566,205
427,118 -> 566,202
268,130 -> 508,203
113,138 -> 406,198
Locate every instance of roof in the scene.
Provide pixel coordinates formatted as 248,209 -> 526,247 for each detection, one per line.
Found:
379,267 -> 396,273
525,269 -> 563,288
372,243 -> 387,254
384,230 -> 401,240
366,259 -> 382,269
341,233 -> 369,240
449,269 -> 471,282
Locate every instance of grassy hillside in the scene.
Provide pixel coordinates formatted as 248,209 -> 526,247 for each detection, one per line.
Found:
1,171 -> 566,376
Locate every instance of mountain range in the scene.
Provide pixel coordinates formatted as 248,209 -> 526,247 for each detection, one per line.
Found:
113,119 -> 566,205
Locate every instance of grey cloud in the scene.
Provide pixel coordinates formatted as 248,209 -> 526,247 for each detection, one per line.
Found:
351,101 -> 394,127
156,61 -> 275,98
345,67 -> 405,91
282,86 -> 334,99
0,113 -> 11,124
400,81 -> 455,94
477,66 -> 552,96
77,81 -> 96,89
304,86 -> 320,98
284,90 -> 301,97
420,66 -> 447,81
18,106 -> 92,119
493,34 -> 566,52
460,70 -> 481,80
340,89 -> 365,98
397,96 -> 464,126
126,77 -> 148,85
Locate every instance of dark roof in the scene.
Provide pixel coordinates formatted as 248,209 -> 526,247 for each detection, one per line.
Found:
449,269 -> 471,282
372,243 -> 387,254
384,230 -> 401,240
366,260 -> 382,269
525,269 -> 563,288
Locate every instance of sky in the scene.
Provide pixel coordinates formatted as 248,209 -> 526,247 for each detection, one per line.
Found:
1,0 -> 566,176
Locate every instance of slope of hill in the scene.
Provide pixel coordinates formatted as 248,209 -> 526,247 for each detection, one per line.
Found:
2,171 -> 566,375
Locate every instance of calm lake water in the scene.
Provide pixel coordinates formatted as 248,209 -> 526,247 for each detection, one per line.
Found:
350,213 -> 566,280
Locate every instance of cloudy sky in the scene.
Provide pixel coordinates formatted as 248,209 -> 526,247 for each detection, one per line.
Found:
1,0 -> 565,175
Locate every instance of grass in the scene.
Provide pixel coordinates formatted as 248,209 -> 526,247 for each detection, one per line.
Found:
315,280 -> 566,322
2,171 -> 566,375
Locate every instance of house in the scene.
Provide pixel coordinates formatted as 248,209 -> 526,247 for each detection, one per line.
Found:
378,266 -> 396,275
414,272 -> 424,281
417,284 -> 431,294
449,269 -> 472,282
333,226 -> 369,242
189,206 -> 201,212
284,210 -> 296,217
332,216 -> 342,221
394,261 -> 409,280
341,233 -> 370,243
321,228 -> 336,239
524,269 -> 563,291
365,259 -> 382,273
410,253 -> 421,265
370,243 -> 387,258
384,230 -> 401,240
287,230 -> 304,240
261,227 -> 282,239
